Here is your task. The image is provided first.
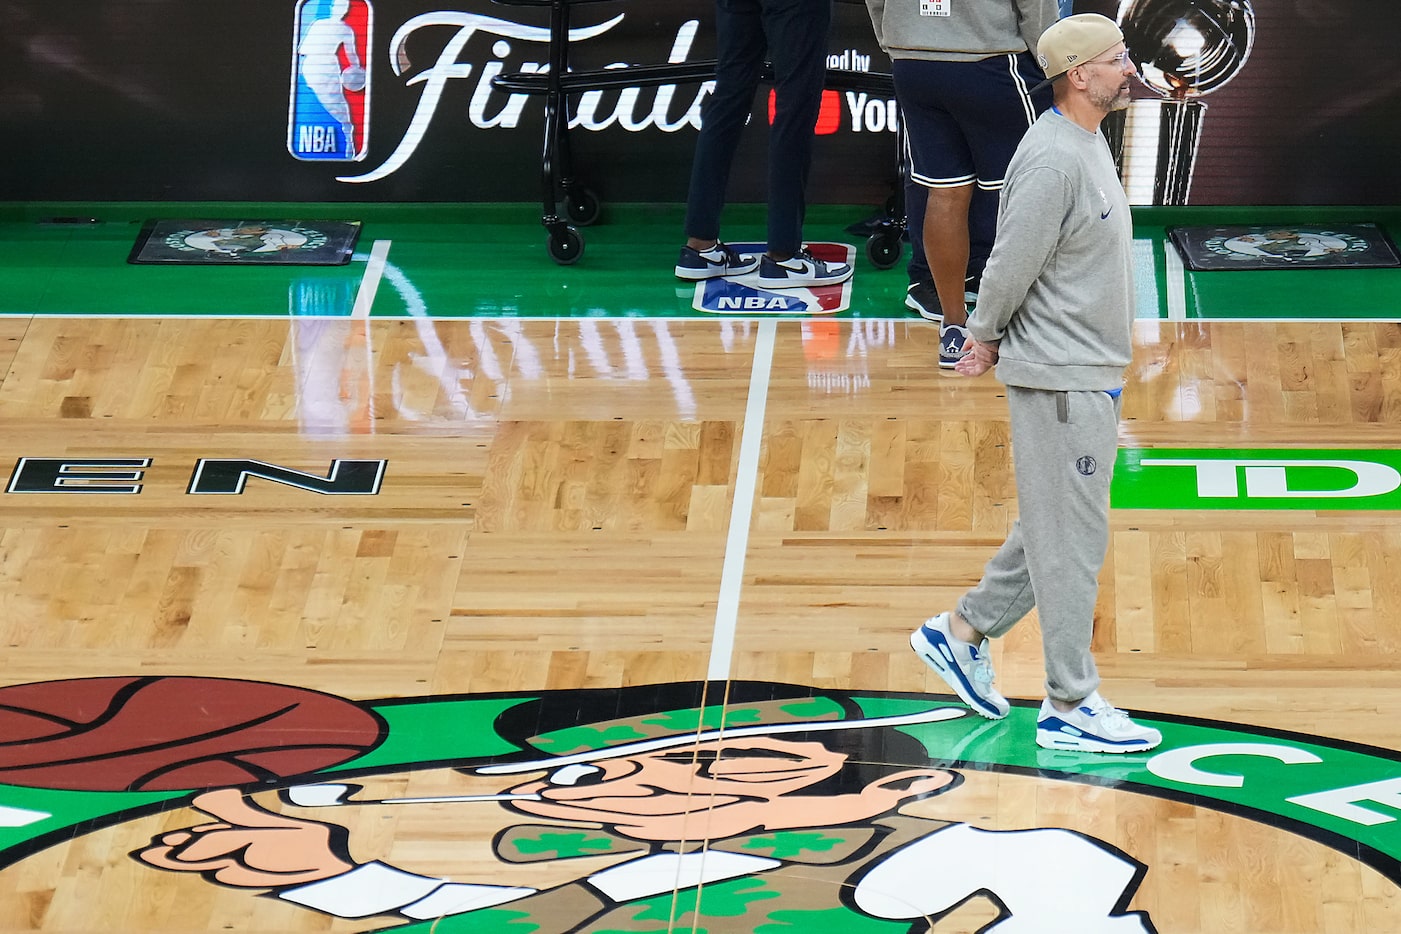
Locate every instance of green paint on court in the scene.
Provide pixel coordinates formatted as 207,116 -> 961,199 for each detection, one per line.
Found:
1,202 -> 1397,321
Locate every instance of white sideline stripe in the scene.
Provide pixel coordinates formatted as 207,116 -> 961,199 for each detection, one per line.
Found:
1165,239 -> 1187,321
351,240 -> 392,319
707,320 -> 776,682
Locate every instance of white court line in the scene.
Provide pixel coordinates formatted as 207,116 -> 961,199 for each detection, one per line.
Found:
707,319 -> 777,682
350,240 -> 392,319
1164,239 -> 1187,321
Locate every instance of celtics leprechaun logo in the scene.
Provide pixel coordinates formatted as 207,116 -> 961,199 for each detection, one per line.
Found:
1203,227 -> 1371,265
1,677 -> 1399,932
164,224 -> 329,256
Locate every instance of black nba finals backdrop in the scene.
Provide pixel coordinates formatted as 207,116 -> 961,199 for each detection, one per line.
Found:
2,0 -> 1398,205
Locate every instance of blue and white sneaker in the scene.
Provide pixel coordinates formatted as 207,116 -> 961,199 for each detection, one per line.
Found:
675,242 -> 760,280
1035,691 -> 1162,754
909,613 -> 1009,720
938,322 -> 971,369
753,248 -> 853,289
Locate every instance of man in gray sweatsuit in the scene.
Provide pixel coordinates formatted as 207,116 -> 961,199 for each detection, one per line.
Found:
908,14 -> 1163,754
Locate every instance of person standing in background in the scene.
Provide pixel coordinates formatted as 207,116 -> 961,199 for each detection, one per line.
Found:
675,0 -> 853,290
865,0 -> 1057,365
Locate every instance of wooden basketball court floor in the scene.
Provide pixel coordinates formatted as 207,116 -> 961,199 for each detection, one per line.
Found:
0,203 -> 1400,933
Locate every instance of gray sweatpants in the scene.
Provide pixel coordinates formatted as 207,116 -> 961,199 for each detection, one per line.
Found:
955,385 -> 1120,703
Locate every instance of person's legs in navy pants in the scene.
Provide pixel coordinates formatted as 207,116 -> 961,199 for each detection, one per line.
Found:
758,0 -> 830,257
684,0 -> 830,259
683,0 -> 766,248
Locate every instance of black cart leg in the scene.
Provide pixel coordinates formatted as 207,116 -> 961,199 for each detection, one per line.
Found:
539,0 -> 584,263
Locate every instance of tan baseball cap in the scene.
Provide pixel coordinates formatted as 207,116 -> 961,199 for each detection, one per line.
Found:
1034,13 -> 1125,89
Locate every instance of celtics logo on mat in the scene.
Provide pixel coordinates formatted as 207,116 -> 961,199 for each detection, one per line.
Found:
128,219 -> 362,265
166,224 -> 329,255
1213,228 -> 1363,260
1,677 -> 1399,932
1168,222 -> 1401,271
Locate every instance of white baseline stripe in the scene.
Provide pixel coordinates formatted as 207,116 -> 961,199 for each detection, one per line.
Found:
1164,238 -> 1187,321
351,240 -> 392,319
708,319 -> 777,682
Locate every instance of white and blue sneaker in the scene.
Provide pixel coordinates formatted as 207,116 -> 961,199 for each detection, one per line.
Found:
1035,691 -> 1162,754
938,322 -> 971,369
753,248 -> 853,289
909,613 -> 1009,720
675,241 -> 760,280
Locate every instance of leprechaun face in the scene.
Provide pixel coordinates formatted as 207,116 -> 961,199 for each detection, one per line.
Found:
501,736 -> 952,842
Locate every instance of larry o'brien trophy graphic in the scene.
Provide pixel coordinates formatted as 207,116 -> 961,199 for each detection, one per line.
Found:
1113,0 -> 1254,204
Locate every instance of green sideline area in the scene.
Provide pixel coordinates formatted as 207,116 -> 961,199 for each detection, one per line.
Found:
1,202 -> 1398,321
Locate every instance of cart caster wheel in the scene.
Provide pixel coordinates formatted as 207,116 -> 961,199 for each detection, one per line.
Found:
564,189 -> 601,226
866,230 -> 902,270
547,226 -> 584,265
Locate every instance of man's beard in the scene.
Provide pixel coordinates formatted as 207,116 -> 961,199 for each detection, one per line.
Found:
1089,82 -> 1132,113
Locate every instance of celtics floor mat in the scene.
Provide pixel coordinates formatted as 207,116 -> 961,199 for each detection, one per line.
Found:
1168,222 -> 1400,271
129,219 -> 361,265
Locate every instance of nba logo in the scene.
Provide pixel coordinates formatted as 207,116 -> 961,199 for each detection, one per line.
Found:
289,0 -> 373,162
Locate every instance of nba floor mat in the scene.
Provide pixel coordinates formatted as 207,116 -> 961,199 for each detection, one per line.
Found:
682,242 -> 857,315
